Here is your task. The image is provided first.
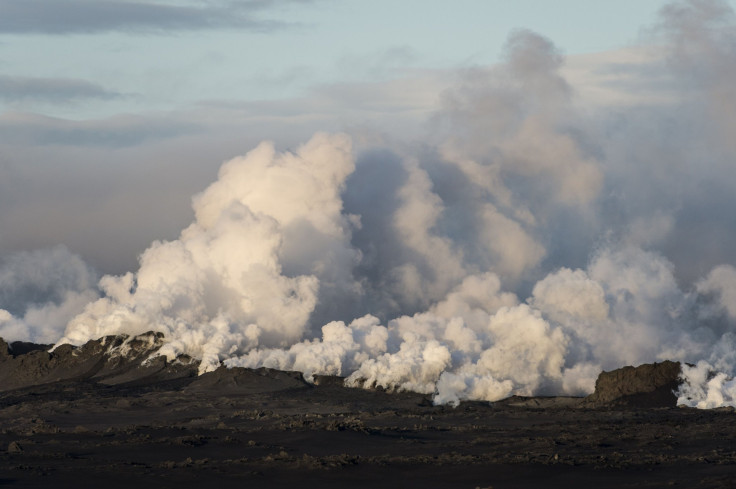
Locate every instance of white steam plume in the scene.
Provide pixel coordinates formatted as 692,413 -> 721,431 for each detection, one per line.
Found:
0,0 -> 732,407
58,133 -> 358,371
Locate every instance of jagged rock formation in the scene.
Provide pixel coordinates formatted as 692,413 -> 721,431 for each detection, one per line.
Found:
0,334 -> 687,409
0,332 -> 198,391
0,333 -> 316,396
585,360 -> 683,408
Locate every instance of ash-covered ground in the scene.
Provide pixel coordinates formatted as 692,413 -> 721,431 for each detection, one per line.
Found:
1,333 -> 735,488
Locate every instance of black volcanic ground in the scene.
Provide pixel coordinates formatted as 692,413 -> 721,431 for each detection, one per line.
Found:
1,333 -> 735,488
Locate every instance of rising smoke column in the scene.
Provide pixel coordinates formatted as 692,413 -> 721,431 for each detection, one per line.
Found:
42,0 -> 736,407
58,133 -> 359,371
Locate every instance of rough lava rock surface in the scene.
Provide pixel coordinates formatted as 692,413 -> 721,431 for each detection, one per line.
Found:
0,334 -> 685,407
0,332 -> 198,391
585,360 -> 683,408
2,336 -> 736,489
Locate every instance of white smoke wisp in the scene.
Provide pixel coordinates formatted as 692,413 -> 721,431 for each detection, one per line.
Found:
5,0 -> 732,407
677,267 -> 736,408
0,245 -> 99,344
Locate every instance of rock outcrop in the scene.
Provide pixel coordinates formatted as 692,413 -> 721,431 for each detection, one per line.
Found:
585,360 -> 683,408
184,365 -> 310,394
0,332 -> 198,392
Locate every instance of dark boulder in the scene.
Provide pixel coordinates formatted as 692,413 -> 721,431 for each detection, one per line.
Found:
585,360 -> 682,408
185,366 -> 309,394
312,374 -> 346,387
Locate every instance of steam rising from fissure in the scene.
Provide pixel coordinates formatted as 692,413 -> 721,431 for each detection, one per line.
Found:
3,0 -> 736,407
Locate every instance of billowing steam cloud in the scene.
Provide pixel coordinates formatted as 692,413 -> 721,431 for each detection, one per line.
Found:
57,133 -> 358,371
4,0 -> 736,408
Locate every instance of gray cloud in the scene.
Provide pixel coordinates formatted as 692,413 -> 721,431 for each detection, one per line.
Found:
0,111 -> 200,147
0,245 -> 97,317
0,76 -> 122,102
0,0 -> 312,35
0,105 -> 319,275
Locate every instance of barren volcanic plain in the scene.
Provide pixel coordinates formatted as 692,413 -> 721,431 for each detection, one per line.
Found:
1,333 -> 735,488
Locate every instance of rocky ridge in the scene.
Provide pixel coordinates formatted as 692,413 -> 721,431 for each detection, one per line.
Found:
0,333 -> 686,407
0,332 -> 198,391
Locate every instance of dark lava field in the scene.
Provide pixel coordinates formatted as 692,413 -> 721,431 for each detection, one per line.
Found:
1,333 -> 735,488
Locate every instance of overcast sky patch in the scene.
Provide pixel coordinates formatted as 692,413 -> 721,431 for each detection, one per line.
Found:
0,0 -> 308,35
0,76 -> 123,103
0,111 -> 201,147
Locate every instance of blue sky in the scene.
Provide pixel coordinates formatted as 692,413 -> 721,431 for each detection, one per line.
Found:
0,0 -> 675,120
